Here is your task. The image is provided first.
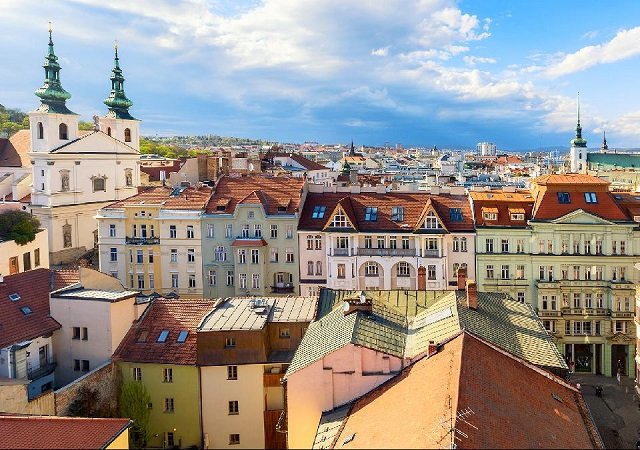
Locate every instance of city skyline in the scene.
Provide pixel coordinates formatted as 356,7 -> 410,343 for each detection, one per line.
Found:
3,1 -> 640,149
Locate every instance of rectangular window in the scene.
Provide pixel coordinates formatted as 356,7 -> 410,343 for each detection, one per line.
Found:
208,270 -> 216,286
449,208 -> 462,221
170,249 -> 178,263
483,212 -> 497,221
485,238 -> 494,253
73,359 -> 80,371
140,224 -> 147,238
251,249 -> 259,264
427,265 -> 436,280
239,273 -> 247,289
584,192 -> 598,203
133,367 -> 142,381
501,265 -> 510,279
171,274 -> 179,288
225,337 -> 236,348
228,400 -> 239,415
286,248 -> 294,263
164,398 -> 174,413
187,249 -> 196,263
391,206 -> 404,222
252,274 -> 260,289
286,225 -> 293,239
189,274 -> 196,288
516,265 -> 525,279
337,264 -> 346,279
238,249 -> 246,264
34,248 -> 40,268
163,368 -> 173,383
557,192 -> 570,203
227,271 -> 234,286
402,237 -> 410,249
270,224 -> 278,239
517,292 -> 525,303
187,225 -> 194,239
23,253 -> 31,271
229,434 -> 240,445
207,224 -> 214,238
501,239 -> 509,253
148,250 -> 154,263
149,274 -> 155,289
227,365 -> 238,380
225,224 -> 233,239
137,274 -> 145,289
573,293 -> 581,308
312,205 -> 327,219
364,207 -> 378,221
82,360 -> 90,372
215,246 -> 226,262
270,248 -> 279,263
72,326 -> 81,340
241,224 -> 250,238
169,225 -> 177,238
136,249 -> 143,264
486,265 -> 494,279
279,327 -> 290,338
109,224 -> 116,237
377,236 -> 385,249
254,224 -> 262,238
110,248 -> 118,262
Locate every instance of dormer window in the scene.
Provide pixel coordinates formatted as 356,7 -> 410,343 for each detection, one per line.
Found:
332,211 -> 348,228
59,123 -> 68,140
584,192 -> 597,203
424,211 -> 439,229
483,212 -> 497,221
312,205 -> 326,219
364,207 -> 377,221
277,206 -> 287,213
511,213 -> 525,221
449,208 -> 463,222
557,192 -> 571,203
124,128 -> 132,142
391,206 -> 404,222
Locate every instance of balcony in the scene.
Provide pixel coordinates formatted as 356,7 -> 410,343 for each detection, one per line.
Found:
561,307 -> 610,316
271,285 -> 295,294
333,248 -> 350,256
27,358 -> 56,381
421,249 -> 441,258
538,310 -> 562,318
356,248 -> 417,257
611,311 -> 634,319
125,236 -> 160,245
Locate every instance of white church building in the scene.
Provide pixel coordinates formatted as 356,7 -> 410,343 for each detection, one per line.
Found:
27,30 -> 140,264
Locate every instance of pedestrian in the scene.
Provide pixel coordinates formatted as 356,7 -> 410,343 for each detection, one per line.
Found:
616,367 -> 621,385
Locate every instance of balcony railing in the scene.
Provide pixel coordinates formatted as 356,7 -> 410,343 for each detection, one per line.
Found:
611,311 -> 634,319
333,248 -> 350,256
422,249 -> 441,257
561,307 -> 610,316
27,358 -> 56,381
356,248 -> 417,257
271,285 -> 295,294
538,310 -> 562,317
125,236 -> 160,245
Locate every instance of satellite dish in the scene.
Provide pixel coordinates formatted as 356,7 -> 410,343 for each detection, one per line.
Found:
343,302 -> 350,312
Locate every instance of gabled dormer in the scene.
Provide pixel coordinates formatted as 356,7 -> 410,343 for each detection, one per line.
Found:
323,198 -> 357,231
415,200 -> 448,233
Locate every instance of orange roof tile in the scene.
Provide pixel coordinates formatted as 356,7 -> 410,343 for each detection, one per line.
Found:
470,190 -> 535,227
534,173 -> 609,185
50,269 -> 80,291
113,299 -> 217,365
0,416 -> 131,449
0,130 -> 31,168
105,185 -> 212,210
331,332 -> 602,449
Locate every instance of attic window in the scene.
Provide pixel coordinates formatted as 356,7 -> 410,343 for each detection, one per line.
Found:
217,205 -> 226,211
449,208 -> 463,221
511,213 -> 525,221
136,331 -> 149,343
312,205 -> 326,219
557,192 -> 571,203
277,206 -> 287,213
364,207 -> 378,221
157,330 -> 169,343
8,293 -> 21,302
424,211 -> 439,228
177,330 -> 189,343
332,211 -> 348,228
391,206 -> 404,222
20,306 -> 32,315
584,192 -> 598,203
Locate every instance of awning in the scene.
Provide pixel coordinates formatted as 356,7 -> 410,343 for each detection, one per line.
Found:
231,238 -> 268,247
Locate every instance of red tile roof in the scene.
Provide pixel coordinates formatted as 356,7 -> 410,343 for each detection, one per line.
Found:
0,269 -> 61,349
105,185 -> 213,210
331,332 -> 602,449
50,269 -> 80,291
113,299 -> 217,365
0,130 -> 31,168
139,159 -> 184,181
299,192 -> 474,232
231,238 -> 268,247
205,175 -> 304,215
470,190 -> 534,227
0,416 -> 131,449
534,173 -> 609,185
271,152 -> 328,171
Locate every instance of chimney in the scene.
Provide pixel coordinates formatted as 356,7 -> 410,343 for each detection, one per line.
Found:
456,267 -> 467,290
428,341 -> 438,357
466,280 -> 478,310
342,299 -> 372,316
0,274 -> 4,284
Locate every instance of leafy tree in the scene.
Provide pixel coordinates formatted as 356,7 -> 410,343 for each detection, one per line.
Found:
0,210 -> 40,245
119,380 -> 151,449
78,121 -> 95,131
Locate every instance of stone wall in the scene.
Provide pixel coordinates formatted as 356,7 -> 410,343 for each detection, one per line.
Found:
54,360 -> 119,416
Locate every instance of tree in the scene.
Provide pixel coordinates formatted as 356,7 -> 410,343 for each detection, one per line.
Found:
119,380 -> 151,449
0,210 -> 40,245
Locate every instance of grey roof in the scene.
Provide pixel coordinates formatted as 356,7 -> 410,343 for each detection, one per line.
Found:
312,403 -> 352,449
286,288 -> 567,377
199,296 -> 317,331
50,287 -> 139,302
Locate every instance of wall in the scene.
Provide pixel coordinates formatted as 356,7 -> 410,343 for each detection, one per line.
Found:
54,361 -> 118,416
0,229 -> 49,277
105,429 -> 130,450
0,380 -> 55,415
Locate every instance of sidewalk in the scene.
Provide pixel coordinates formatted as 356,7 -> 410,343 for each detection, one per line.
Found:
570,374 -> 640,449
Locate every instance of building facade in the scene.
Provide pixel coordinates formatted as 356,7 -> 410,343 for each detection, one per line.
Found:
0,229 -> 48,277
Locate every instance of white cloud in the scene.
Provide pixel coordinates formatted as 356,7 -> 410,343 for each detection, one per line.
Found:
546,26 -> 640,77
371,47 -> 389,57
463,55 -> 496,66
582,30 -> 599,40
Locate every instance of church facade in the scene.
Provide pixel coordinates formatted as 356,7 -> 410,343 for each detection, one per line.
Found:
27,29 -> 140,264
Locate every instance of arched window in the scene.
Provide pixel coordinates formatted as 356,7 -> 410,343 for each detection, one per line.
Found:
307,261 -> 314,276
314,235 -> 322,250
306,235 -> 314,250
107,127 -> 112,136
124,128 -> 131,142
59,123 -> 68,140
37,122 -> 44,139
316,261 -> 322,276
460,237 -> 468,252
452,237 -> 459,252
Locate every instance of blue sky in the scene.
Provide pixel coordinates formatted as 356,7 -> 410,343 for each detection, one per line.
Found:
3,1 -> 640,149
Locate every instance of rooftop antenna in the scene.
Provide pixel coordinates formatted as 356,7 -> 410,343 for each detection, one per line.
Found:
430,396 -> 477,449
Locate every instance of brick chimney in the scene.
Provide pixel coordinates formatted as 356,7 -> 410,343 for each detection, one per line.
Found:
457,267 -> 467,290
466,280 -> 478,310
427,341 -> 438,357
343,299 -> 373,316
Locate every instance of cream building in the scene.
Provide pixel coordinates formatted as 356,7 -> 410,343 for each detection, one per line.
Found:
26,32 -> 140,264
0,229 -> 48,277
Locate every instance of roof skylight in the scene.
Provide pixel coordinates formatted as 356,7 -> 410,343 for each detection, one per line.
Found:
157,330 -> 169,343
177,330 -> 189,343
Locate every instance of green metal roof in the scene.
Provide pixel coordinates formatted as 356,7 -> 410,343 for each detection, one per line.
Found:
587,152 -> 640,169
104,46 -> 136,120
34,29 -> 76,115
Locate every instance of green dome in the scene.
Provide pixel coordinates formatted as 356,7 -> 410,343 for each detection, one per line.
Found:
34,29 -> 75,115
104,46 -> 136,120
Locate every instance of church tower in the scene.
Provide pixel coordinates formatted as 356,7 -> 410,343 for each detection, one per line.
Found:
98,43 -> 140,151
28,26 -> 79,153
600,131 -> 608,154
569,94 -> 587,173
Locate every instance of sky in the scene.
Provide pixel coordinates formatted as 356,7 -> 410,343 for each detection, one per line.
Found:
3,1 -> 640,149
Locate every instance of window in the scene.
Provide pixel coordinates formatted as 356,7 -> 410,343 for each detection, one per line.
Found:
124,128 -> 132,142
239,273 -> 247,289
225,365 -> 239,381
187,225 -> 194,238
166,432 -> 174,448
37,122 -> 43,139
510,213 -> 524,221
286,225 -> 293,239
136,249 -> 143,264
584,241 -> 591,254
225,337 -> 236,348
34,248 -> 40,267
307,261 -> 314,276
452,237 -> 459,252
164,398 -> 174,413
501,239 -> 509,253
573,265 -> 580,280
238,249 -> 246,264
149,274 -> 154,289
215,246 -> 227,262
584,192 -> 597,203
241,224 -> 249,238
82,360 -> 90,372
561,238 -> 569,253
286,248 -> 294,263
158,330 -> 170,343
59,123 -> 68,140
248,211 -> 255,219
543,320 -> 556,333
389,236 -> 397,249
620,241 -> 626,255
279,327 -> 290,338
187,249 -> 195,263
251,249 -> 259,264
163,368 -> 173,383
397,262 -> 410,277
225,224 -> 233,238
312,205 -> 326,219
207,224 -> 215,238
171,273 -> 179,288
364,207 -> 378,221
133,367 -> 142,381
252,274 -> 260,289
137,274 -> 145,289
391,206 -> 404,222
449,208 -> 463,221
73,359 -> 80,371
516,265 -> 525,279
270,224 -> 278,239
596,293 -> 604,308
229,434 -> 240,445
460,237 -> 467,252
332,211 -> 349,227
585,293 -> 592,308
557,192 -> 570,203
517,292 -> 525,303
485,238 -> 494,253
573,293 -> 581,308
170,249 -> 178,263
483,212 -> 497,221
427,265 -> 436,280
314,235 -> 322,250
595,239 -> 603,254
227,271 -> 234,286
73,327 -> 81,340
424,211 -> 439,228
364,235 -> 372,249
486,265 -> 494,279
306,235 -> 314,250
109,224 -> 116,237
92,177 -> 106,192
169,225 -> 177,238
501,265 -> 510,279
270,248 -> 279,263
189,274 -> 196,288
254,224 -> 262,238
110,247 -> 118,262
148,250 -> 154,263
337,264 -> 346,279
316,261 -> 322,276
208,270 -> 216,286
364,262 -> 379,276
561,265 -> 569,279
377,236 -> 385,249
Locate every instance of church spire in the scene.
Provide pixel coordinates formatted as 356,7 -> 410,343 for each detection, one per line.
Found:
34,23 -> 75,114
349,140 -> 355,156
601,130 -> 608,153
570,92 -> 587,148
104,41 -> 135,120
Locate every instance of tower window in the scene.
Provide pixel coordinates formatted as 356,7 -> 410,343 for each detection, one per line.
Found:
107,127 -> 111,136
59,123 -> 68,140
124,128 -> 131,142
37,122 -> 44,139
